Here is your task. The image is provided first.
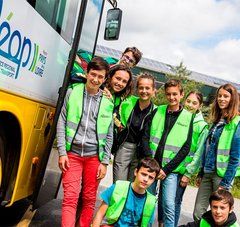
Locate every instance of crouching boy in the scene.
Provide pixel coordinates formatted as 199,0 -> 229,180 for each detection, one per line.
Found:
180,189 -> 239,227
92,157 -> 160,226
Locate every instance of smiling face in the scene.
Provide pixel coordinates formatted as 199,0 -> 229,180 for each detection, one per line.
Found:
110,70 -> 130,94
211,200 -> 233,226
217,88 -> 232,110
85,69 -> 106,94
165,86 -> 184,110
119,51 -> 136,68
137,78 -> 155,102
184,93 -> 201,113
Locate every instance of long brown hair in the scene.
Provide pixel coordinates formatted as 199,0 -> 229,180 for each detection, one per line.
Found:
105,64 -> 133,99
210,83 -> 239,123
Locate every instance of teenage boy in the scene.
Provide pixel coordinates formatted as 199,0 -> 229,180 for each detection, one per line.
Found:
180,189 -> 239,227
92,157 -> 160,227
142,79 -> 194,227
107,46 -> 142,68
56,57 -> 114,227
113,73 -> 156,182
71,46 -> 142,83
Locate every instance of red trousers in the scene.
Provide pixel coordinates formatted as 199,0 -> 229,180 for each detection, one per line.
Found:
61,153 -> 100,227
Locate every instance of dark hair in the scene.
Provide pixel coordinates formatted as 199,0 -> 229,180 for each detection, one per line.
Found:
123,47 -> 142,65
186,91 -> 204,105
209,189 -> 234,209
164,79 -> 183,94
87,56 -> 109,76
106,64 -> 133,98
210,83 -> 239,123
136,157 -> 160,176
136,72 -> 156,88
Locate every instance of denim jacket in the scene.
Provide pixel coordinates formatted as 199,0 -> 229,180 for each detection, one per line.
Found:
201,121 -> 240,189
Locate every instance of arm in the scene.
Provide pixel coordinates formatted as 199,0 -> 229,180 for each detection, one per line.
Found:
92,201 -> 109,227
220,123 -> 240,189
101,120 -> 113,165
140,109 -> 157,158
162,119 -> 193,175
184,127 -> 208,179
57,88 -> 72,171
97,120 -> 113,180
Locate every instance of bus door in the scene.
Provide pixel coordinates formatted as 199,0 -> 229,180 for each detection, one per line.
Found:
33,0 -> 106,208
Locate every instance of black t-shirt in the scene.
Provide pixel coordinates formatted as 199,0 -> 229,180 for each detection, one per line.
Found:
126,101 -> 152,143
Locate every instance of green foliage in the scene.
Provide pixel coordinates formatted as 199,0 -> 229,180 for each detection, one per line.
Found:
231,177 -> 240,199
153,61 -> 203,106
189,176 -> 240,199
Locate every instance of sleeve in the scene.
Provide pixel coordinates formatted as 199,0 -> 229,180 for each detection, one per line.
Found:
220,122 -> 240,188
101,120 -> 114,165
56,88 -> 72,156
184,127 -> 208,178
162,116 -> 194,175
140,109 -> 157,158
100,184 -> 116,205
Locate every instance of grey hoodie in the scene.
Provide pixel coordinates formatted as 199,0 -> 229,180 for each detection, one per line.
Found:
56,87 -> 113,165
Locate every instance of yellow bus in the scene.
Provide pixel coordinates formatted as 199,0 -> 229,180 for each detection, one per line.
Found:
0,0 -> 120,208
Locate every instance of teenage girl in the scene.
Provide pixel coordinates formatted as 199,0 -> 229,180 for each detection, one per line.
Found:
193,83 -> 240,220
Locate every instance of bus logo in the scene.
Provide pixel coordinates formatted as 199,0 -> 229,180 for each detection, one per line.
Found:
0,0 -> 47,79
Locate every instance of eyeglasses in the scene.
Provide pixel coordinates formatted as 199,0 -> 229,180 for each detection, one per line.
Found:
122,54 -> 136,65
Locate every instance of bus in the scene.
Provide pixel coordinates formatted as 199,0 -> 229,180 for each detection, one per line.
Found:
0,0 -> 117,208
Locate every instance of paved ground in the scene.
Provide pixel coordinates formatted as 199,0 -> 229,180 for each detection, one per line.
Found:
30,164 -> 240,226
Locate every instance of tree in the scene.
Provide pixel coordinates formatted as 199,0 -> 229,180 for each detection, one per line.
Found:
153,61 -> 203,105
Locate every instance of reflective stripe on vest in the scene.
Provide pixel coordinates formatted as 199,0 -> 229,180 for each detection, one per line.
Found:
200,218 -> 239,227
119,95 -> 139,127
149,105 -> 193,173
65,83 -> 114,161
180,112 -> 208,173
216,116 -> 240,177
105,180 -> 156,226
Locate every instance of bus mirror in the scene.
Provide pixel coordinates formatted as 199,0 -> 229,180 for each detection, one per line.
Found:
104,8 -> 122,40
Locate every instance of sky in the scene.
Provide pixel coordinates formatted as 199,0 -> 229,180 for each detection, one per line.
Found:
98,0 -> 240,84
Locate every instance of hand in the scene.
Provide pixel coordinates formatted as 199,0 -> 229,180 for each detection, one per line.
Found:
58,155 -> 70,173
218,186 -> 226,190
180,175 -> 189,187
102,87 -> 112,99
157,169 -> 166,180
97,163 -> 107,180
196,177 -> 202,187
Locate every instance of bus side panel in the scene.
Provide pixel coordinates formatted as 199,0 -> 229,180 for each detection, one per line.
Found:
0,0 -> 70,106
0,91 -> 54,206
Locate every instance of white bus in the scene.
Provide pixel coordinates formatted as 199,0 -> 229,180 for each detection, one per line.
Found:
0,0 -> 116,208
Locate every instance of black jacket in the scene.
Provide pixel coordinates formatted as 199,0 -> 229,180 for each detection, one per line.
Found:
179,210 -> 238,227
141,105 -> 194,175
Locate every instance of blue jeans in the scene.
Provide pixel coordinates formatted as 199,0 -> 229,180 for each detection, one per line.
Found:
159,173 -> 180,227
175,183 -> 186,226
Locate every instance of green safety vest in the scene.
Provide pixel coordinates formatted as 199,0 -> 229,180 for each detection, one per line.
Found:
65,83 -> 114,161
200,217 -> 239,227
149,105 -> 193,173
119,95 -> 139,127
105,180 -> 156,227
181,112 -> 208,173
216,116 -> 240,177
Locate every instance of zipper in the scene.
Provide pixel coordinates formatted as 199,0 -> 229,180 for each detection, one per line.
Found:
81,94 -> 93,156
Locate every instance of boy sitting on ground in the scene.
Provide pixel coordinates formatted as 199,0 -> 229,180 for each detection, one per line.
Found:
180,189 -> 239,227
92,157 -> 160,227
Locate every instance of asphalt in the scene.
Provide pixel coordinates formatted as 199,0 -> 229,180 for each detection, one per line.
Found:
29,163 -> 240,226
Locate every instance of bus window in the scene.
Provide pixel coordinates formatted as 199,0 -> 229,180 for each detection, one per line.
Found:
78,0 -> 104,54
27,0 -> 79,44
